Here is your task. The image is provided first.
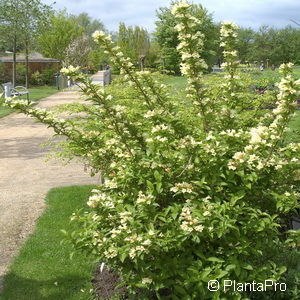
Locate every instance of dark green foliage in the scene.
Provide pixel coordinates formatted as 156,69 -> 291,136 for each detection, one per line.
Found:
155,2 -> 218,74
30,68 -> 57,86
237,25 -> 300,67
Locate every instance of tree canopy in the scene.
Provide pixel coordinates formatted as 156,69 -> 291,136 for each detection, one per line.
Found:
117,23 -> 151,64
155,2 -> 218,74
38,11 -> 106,64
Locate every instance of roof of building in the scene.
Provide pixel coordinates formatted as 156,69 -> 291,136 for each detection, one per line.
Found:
0,52 -> 60,63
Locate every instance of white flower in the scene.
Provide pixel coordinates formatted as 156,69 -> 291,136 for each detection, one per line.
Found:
203,196 -> 211,203
279,62 -> 294,72
60,65 -> 80,74
194,225 -> 204,232
87,199 -> 97,208
171,182 -> 193,193
144,110 -> 156,118
145,230 -> 154,237
249,126 -> 268,144
203,211 -> 211,217
151,124 -> 169,133
180,223 -> 193,232
256,162 -> 264,170
92,30 -> 106,41
171,0 -> 190,15
221,21 -> 238,27
228,161 -> 237,170
142,278 -> 153,285
223,50 -> 238,57
113,105 -> 126,113
104,248 -> 117,258
175,23 -> 184,31
233,151 -> 245,162
106,138 -> 118,145
129,248 -> 136,259
136,192 -> 154,205
105,180 -> 118,189
142,239 -> 152,246
155,136 -> 168,142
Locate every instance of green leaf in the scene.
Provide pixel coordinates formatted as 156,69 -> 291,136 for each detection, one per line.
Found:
242,264 -> 253,270
200,268 -> 212,282
119,252 -> 127,262
225,264 -> 236,271
154,170 -> 162,182
146,180 -> 154,192
216,270 -> 229,279
207,257 -> 225,263
174,285 -> 186,295
156,182 -> 162,193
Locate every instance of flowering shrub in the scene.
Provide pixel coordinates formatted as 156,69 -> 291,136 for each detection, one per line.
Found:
2,1 -> 300,299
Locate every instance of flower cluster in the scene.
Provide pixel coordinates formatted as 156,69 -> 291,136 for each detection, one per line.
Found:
136,191 -> 154,205
170,182 -> 194,194
179,200 -> 204,232
87,190 -> 116,209
219,21 -> 243,116
172,0 -> 209,131
60,65 -> 81,75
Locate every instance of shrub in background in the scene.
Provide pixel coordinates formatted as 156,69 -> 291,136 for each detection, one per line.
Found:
30,71 -> 44,86
2,1 -> 300,299
30,68 -> 56,86
15,64 -> 26,85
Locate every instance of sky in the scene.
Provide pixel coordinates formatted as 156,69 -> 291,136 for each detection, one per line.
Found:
42,0 -> 300,32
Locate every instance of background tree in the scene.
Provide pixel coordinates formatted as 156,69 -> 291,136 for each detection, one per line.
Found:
88,48 -> 109,71
276,26 -> 300,64
117,23 -> 151,68
38,11 -> 83,63
65,34 -> 92,67
0,0 -> 25,86
73,12 -> 105,37
19,0 -> 52,87
72,13 -> 107,69
155,2 -> 218,74
38,11 -> 106,68
0,0 -> 52,87
246,25 -> 300,67
236,27 -> 255,64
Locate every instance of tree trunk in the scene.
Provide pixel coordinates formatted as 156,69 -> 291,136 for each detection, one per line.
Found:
12,36 -> 17,87
25,42 -> 29,88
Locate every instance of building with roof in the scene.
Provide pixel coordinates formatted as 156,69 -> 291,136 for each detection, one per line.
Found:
0,52 -> 60,82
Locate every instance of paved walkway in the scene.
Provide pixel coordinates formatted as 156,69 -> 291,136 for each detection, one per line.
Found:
0,91 -> 99,289
91,70 -> 111,86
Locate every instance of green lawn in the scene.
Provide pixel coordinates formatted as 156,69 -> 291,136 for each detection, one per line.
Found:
161,72 -> 300,139
162,75 -> 187,90
0,85 -> 58,119
0,185 -> 97,300
286,111 -> 300,143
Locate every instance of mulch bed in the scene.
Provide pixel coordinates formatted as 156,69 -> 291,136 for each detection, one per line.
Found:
92,264 -> 127,299
92,264 -> 172,299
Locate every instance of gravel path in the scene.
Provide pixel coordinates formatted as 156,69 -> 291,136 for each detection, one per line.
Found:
0,91 -> 99,289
